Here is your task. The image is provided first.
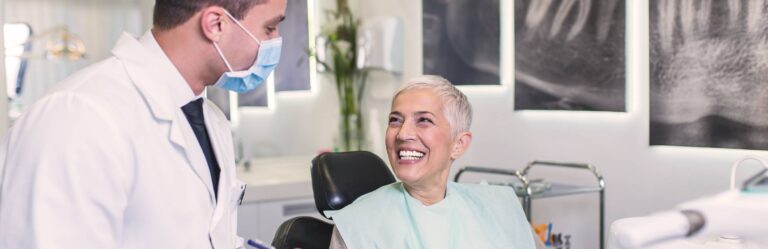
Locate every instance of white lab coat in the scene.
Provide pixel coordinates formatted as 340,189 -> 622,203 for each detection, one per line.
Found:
0,31 -> 245,249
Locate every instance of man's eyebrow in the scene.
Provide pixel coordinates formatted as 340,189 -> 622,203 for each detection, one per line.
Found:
267,15 -> 286,25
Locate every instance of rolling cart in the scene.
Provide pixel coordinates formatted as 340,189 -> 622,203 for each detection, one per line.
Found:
454,161 -> 606,249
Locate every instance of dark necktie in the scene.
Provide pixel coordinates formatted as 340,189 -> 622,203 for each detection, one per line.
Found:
181,98 -> 220,199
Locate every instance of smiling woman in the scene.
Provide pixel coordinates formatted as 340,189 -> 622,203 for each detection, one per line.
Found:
385,76 -> 473,204
326,75 -> 540,249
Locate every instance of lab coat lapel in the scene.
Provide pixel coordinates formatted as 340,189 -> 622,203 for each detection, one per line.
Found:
203,102 -> 233,226
111,32 -> 216,203
173,112 -> 216,203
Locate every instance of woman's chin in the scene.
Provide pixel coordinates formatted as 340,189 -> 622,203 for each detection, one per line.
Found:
394,171 -> 421,185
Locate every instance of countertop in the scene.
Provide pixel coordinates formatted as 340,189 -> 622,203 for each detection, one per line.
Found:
236,155 -> 316,204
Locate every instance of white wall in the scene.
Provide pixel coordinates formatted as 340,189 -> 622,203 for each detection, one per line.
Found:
2,0 -> 145,121
238,0 -> 768,248
0,0 -> 8,133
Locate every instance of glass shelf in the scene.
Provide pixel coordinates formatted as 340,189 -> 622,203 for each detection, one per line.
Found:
491,182 -> 602,198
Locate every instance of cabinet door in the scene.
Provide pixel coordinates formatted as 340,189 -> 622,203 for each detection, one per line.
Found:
237,202 -> 262,243
238,197 -> 327,244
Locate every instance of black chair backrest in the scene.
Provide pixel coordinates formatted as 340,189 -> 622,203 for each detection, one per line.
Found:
311,151 -> 396,218
271,216 -> 333,249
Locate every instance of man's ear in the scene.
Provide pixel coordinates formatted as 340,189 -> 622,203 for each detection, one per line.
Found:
200,6 -> 227,43
450,131 -> 472,160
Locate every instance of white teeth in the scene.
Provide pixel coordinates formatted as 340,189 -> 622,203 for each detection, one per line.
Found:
398,150 -> 425,160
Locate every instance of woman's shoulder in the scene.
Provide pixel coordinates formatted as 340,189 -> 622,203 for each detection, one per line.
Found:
330,182 -> 404,217
451,182 -> 530,227
355,182 -> 403,203
450,182 -> 525,215
328,182 -> 410,247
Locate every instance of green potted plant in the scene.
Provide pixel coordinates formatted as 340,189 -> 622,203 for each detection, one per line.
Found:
316,0 -> 368,151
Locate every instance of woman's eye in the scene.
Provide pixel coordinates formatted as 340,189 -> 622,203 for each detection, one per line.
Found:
418,117 -> 433,124
388,117 -> 401,123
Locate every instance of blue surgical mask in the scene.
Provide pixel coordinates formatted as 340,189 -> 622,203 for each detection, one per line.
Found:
212,11 -> 282,93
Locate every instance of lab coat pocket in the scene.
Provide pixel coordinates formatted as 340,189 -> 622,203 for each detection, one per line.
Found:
230,180 -> 246,246
231,180 -> 247,208
229,180 -> 246,219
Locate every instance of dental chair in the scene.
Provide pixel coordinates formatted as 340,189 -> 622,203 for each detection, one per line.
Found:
271,151 -> 396,249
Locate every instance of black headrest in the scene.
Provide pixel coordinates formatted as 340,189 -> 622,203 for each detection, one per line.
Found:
311,151 -> 396,218
271,216 -> 333,249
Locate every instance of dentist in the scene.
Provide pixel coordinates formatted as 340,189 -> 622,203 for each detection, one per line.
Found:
0,0 -> 285,248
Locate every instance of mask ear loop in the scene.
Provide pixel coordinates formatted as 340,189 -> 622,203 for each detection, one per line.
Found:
730,156 -> 768,190
213,42 -> 234,72
221,9 -> 262,45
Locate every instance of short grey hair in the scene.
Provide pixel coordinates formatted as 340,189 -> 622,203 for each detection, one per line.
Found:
393,75 -> 473,137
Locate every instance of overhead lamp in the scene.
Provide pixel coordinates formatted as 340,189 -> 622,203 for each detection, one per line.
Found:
5,24 -> 86,61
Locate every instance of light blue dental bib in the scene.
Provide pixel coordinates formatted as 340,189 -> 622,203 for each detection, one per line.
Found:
328,182 -> 536,249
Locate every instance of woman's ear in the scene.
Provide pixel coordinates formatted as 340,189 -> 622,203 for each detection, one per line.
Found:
450,131 -> 473,160
200,6 -> 226,43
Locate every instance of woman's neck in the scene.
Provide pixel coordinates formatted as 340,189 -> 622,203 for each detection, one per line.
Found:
404,181 -> 448,206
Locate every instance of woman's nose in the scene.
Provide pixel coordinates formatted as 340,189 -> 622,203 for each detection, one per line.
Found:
396,122 -> 416,141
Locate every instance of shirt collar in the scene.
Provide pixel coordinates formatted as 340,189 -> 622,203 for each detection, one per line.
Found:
138,30 -> 197,108
401,182 -> 454,209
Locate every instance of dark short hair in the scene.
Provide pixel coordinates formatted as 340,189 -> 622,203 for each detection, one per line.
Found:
153,0 -> 266,30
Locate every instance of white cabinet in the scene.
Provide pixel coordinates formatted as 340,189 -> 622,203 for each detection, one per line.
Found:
235,156 -> 323,244
238,197 -> 325,244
